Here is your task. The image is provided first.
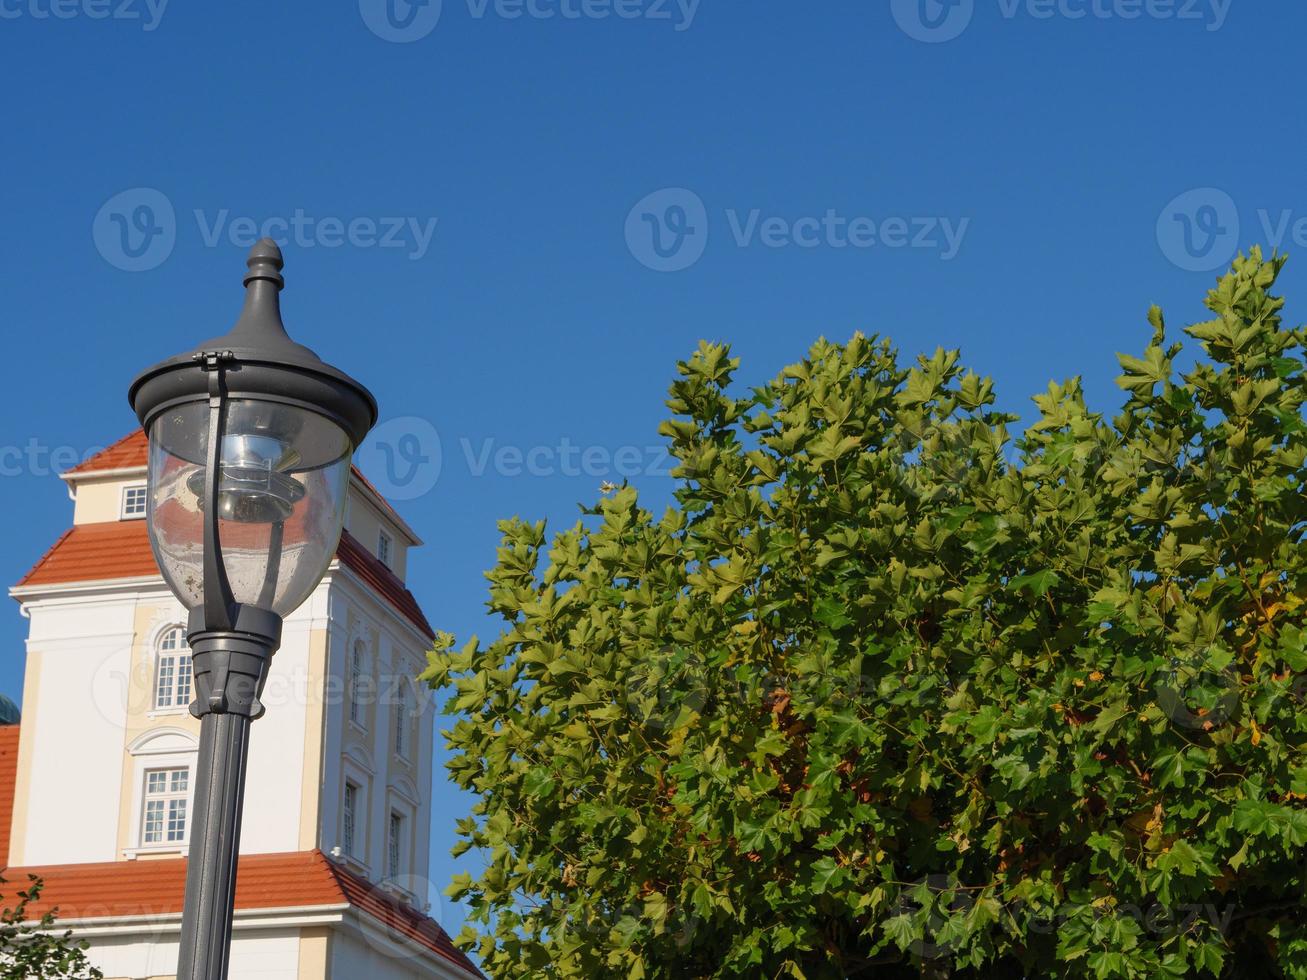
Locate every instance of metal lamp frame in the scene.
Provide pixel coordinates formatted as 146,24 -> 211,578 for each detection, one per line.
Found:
129,240 -> 376,980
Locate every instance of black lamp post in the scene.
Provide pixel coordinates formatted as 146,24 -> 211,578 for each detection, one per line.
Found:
128,240 -> 377,980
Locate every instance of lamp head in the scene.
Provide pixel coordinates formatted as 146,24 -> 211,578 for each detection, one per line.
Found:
129,241 -> 377,618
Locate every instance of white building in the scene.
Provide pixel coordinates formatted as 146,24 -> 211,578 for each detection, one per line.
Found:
3,430 -> 482,980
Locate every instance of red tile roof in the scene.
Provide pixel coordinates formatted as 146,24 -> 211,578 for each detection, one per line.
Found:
0,850 -> 481,977
14,523 -> 434,640
337,531 -> 435,638
0,727 -> 19,866
332,859 -> 478,974
16,523 -> 160,587
64,430 -> 150,475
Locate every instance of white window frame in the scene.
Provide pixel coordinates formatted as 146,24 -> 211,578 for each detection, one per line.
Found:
349,639 -> 369,731
121,484 -> 148,520
394,681 -> 411,760
378,530 -> 393,568
124,731 -> 197,858
387,811 -> 404,880
343,781 -> 359,858
153,626 -> 193,712
339,759 -> 372,873
141,767 -> 190,846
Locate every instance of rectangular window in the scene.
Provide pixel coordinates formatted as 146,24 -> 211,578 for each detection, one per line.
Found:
349,642 -> 365,728
143,768 -> 189,845
388,813 -> 403,879
343,782 -> 358,857
378,530 -> 393,568
122,485 -> 148,519
395,689 -> 408,759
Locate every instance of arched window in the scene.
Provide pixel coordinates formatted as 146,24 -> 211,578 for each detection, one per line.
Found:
349,639 -> 366,727
154,627 -> 193,710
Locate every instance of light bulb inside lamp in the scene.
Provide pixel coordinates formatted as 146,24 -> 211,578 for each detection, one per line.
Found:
186,434 -> 307,525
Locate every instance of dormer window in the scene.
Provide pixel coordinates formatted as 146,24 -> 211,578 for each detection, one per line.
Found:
378,530 -> 393,568
122,485 -> 148,520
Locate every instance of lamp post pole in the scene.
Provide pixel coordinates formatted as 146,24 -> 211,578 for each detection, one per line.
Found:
176,687 -> 264,978
129,241 -> 377,980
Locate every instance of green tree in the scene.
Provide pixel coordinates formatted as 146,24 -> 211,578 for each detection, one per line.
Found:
426,249 -> 1307,978
0,875 -> 103,979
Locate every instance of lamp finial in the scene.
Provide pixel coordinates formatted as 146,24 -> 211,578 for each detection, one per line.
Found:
244,238 -> 285,290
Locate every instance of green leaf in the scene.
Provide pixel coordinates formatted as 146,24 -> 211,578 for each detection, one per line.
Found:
810,856 -> 846,895
1008,569 -> 1061,597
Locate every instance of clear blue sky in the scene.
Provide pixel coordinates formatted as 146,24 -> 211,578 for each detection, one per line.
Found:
0,0 -> 1301,938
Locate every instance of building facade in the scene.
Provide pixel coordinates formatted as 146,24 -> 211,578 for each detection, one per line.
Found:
2,431 -> 480,980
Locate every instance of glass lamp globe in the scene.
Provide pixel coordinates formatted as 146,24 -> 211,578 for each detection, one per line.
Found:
147,399 -> 352,617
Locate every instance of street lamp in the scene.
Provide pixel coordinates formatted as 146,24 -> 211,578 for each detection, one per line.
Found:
129,240 -> 377,980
